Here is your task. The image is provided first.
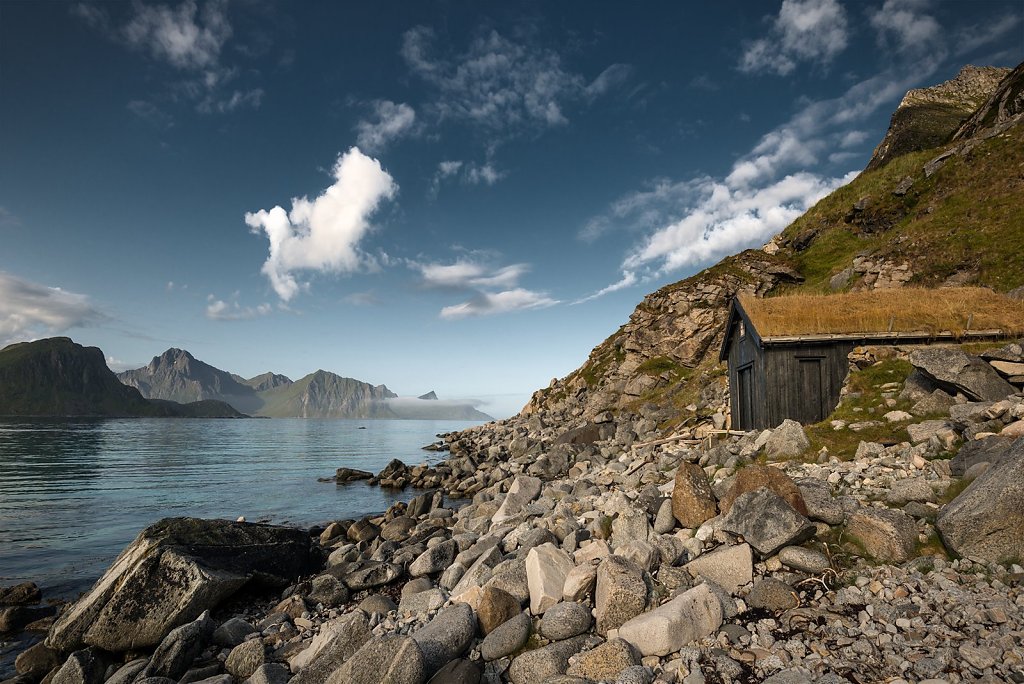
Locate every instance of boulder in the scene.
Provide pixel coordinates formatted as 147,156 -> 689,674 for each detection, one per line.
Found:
595,555 -> 647,635
777,546 -> 831,574
525,543 -> 573,615
617,584 -> 723,657
14,642 -> 62,678
653,499 -> 676,534
847,508 -> 917,563
909,347 -> 1015,402
565,638 -> 640,681
508,635 -> 588,684
539,602 -> 592,640
476,587 -> 520,635
399,588 -> 446,616
342,562 -> 402,590
763,420 -> 810,459
907,420 -> 954,444
347,518 -> 381,543
682,543 -> 752,595
46,517 -> 312,653
671,463 -> 718,529
289,612 -> 370,683
479,612 -> 531,662
224,639 -> 265,681
409,540 -> 458,577
746,578 -> 799,613
562,563 -> 597,603
795,479 -> 845,525
380,517 -> 417,542
244,664 -> 290,684
0,582 -> 41,606
50,649 -> 106,684
719,466 -> 808,516
358,594 -> 397,615
213,617 -> 255,648
307,574 -> 349,608
410,603 -> 476,675
103,660 -> 149,684
720,489 -> 815,557
325,635 -> 425,684
492,476 -> 542,526
335,468 -> 373,483
425,659 -> 481,684
885,477 -> 934,505
938,437 -> 1024,562
143,611 -> 215,681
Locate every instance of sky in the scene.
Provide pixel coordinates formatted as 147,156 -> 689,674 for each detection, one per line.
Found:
1,1 -> 1021,418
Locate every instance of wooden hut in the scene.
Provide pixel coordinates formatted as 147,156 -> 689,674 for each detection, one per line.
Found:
719,288 -> 1024,430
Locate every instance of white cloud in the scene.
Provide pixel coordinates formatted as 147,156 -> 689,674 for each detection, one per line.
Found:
74,0 -> 263,115
465,163 -> 504,186
105,356 -> 137,372
0,272 -> 107,346
430,159 -> 505,194
355,101 -> 417,153
245,147 -> 398,301
416,261 -> 528,289
121,0 -> 231,70
869,0 -> 942,54
204,295 -> 272,321
739,0 -> 849,76
439,288 -> 558,320
623,171 -> 857,273
401,25 -> 627,135
573,271 -> 638,305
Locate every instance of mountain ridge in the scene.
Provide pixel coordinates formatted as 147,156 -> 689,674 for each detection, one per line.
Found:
118,350 -> 493,420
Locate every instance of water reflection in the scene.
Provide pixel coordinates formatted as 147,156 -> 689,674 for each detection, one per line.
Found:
0,418 -> 476,599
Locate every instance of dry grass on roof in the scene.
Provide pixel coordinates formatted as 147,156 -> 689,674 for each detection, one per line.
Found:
739,287 -> 1024,338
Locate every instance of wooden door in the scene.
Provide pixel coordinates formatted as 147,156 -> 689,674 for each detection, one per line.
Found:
797,357 -> 827,423
737,365 -> 754,430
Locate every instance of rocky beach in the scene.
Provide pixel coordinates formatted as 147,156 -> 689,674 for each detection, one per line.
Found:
4,341 -> 1024,684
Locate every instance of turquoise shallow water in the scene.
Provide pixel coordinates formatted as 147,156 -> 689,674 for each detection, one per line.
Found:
0,418 -> 480,599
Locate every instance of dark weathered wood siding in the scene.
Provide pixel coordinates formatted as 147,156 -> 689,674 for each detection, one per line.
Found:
726,309 -> 768,430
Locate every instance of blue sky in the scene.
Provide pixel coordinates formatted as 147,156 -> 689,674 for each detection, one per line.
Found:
1,0 -> 1021,417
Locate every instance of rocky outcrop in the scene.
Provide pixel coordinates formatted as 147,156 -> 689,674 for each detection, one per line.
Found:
46,518 -> 313,653
867,65 -> 1010,170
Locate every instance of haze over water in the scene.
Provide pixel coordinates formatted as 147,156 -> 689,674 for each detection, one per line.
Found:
0,418 -> 481,599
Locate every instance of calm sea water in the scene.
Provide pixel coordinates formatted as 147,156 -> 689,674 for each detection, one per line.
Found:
0,418 -> 481,600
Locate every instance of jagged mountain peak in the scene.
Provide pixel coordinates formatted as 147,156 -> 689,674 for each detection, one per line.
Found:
418,391 -> 439,400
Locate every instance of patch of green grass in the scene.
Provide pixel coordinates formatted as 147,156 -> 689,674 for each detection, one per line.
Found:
915,528 -> 952,560
637,356 -> 679,376
936,477 -> 972,505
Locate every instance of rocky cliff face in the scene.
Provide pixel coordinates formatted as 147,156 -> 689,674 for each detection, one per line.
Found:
866,65 -> 1010,171
482,62 -> 1023,443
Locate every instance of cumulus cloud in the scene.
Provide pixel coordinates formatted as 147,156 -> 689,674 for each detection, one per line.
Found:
205,294 -> 272,321
355,101 -> 417,153
869,0 -> 942,54
0,272 -> 107,346
245,147 -> 398,301
439,289 -> 558,320
739,0 -> 849,76
401,25 -> 629,136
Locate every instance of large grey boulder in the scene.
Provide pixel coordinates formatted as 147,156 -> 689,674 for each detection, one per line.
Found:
224,639 -> 266,681
909,347 -> 1015,401
539,601 -> 592,640
410,603 -> 476,676
565,638 -> 640,681
846,508 -> 917,563
595,556 -> 647,636
46,518 -> 312,653
425,659 -> 482,684
938,437 -> 1024,563
795,479 -> 845,525
720,489 -> 815,557
683,543 -> 752,595
325,635 -> 425,684
409,540 -> 458,577
763,420 -> 810,459
492,476 -> 542,527
289,612 -> 370,684
671,463 -> 718,529
525,543 -> 573,615
50,649 -> 107,684
479,612 -> 531,661
143,611 -> 215,680
508,635 -> 589,684
617,583 -> 723,657
949,435 -> 1013,476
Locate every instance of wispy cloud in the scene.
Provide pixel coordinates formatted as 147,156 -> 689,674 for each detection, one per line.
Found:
573,271 -> 638,305
400,24 -> 630,178
245,147 -> 398,301
439,288 -> 558,320
73,0 -> 263,115
954,13 -> 1022,56
205,294 -> 272,321
869,0 -> 942,54
355,100 -> 417,153
127,99 -> 175,128
410,257 -> 557,319
739,0 -> 849,76
430,159 -> 505,195
0,272 -> 108,346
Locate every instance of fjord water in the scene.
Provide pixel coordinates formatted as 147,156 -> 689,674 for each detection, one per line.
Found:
0,418 -> 481,599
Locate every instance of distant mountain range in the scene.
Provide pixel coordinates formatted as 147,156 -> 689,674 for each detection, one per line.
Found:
117,348 -> 493,420
0,338 -> 244,418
